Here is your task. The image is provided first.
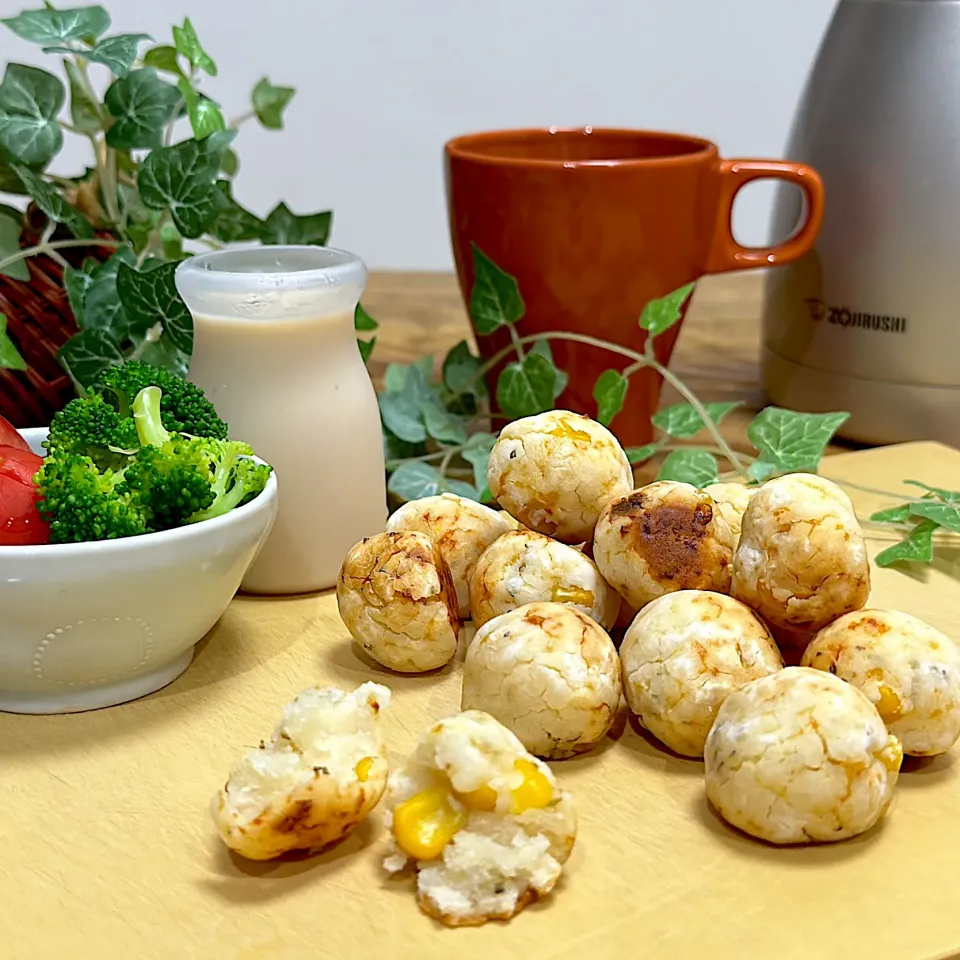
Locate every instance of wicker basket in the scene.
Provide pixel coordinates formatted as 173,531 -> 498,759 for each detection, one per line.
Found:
0,210 -> 115,428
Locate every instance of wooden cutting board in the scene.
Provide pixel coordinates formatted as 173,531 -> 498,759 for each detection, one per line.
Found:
3,441 -> 960,960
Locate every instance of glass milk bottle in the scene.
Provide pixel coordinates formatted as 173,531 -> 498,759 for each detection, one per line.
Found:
175,246 -> 386,595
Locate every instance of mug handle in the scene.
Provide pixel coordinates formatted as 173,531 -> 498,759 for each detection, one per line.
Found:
705,160 -> 825,273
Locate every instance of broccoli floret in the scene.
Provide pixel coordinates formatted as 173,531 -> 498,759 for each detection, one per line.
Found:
35,451 -> 148,544
97,360 -> 228,440
44,394 -> 140,469
133,385 -> 271,526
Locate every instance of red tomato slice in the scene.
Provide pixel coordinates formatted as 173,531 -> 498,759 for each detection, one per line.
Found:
0,414 -> 30,452
0,445 -> 50,546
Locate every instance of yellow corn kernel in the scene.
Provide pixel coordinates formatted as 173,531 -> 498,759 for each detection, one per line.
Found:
874,683 -> 903,721
392,789 -> 466,860
553,585 -> 595,607
878,735 -> 903,773
355,757 -> 375,782
458,781 -> 498,812
510,759 -> 553,814
549,419 -> 592,442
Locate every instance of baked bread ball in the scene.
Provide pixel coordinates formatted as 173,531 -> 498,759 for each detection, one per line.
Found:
731,474 -> 870,635
704,667 -> 902,844
211,683 -> 391,860
802,609 -> 960,757
469,529 -> 621,630
487,410 -> 632,544
462,602 -> 622,758
386,493 -> 513,618
337,531 -> 459,673
593,481 -> 735,611
382,710 -> 577,926
703,481 -> 754,546
620,590 -> 783,757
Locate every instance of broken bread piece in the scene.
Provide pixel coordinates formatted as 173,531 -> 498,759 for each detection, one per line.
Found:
212,682 -> 391,860
382,709 -> 577,926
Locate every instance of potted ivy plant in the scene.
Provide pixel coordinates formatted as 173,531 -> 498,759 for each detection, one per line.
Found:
0,4 -> 376,425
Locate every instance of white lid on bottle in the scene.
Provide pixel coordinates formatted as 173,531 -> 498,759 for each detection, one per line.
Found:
174,245 -> 367,322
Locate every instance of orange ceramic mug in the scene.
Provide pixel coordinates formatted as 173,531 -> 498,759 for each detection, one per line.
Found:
443,127 -> 825,447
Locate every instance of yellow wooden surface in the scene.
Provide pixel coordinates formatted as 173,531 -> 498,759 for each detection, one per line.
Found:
3,441 -> 960,960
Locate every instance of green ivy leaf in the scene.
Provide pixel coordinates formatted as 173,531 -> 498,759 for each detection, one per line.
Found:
46,33 -> 151,77
529,339 -> 567,398
206,180 -> 263,244
220,147 -> 238,178
656,449 -> 719,487
357,337 -> 375,363
62,262 -> 95,325
0,155 -> 27,194
652,401 -> 741,439
384,356 -> 434,396
252,77 -> 295,130
388,461 -> 444,502
421,399 -> 468,445
130,329 -> 188,379
177,77 -> 225,139
58,327 -> 124,388
909,501 -> 960,534
625,443 -> 658,465
469,244 -> 524,335
747,407 -> 850,475
82,245 -> 135,337
869,503 -> 913,524
593,369 -> 628,426
378,392 -> 427,444
104,68 -> 180,150
116,260 -> 193,353
11,164 -> 93,238
461,432 -> 497,492
0,63 -> 65,166
496,352 -> 556,419
0,312 -> 26,370
159,220 -> 183,259
639,282 -> 696,337
0,211 -> 29,281
874,520 -> 937,568
142,45 -> 184,78
172,17 -> 217,77
259,201 -> 331,246
63,59 -> 100,133
354,303 -> 378,332
2,5 -> 110,44
903,480 -> 960,504
442,339 -> 484,395
138,132 -> 235,238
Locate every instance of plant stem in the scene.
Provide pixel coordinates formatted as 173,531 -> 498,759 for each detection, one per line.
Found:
101,146 -> 120,225
385,450 -> 448,470
227,109 -> 255,128
0,237 -> 122,274
438,446 -> 457,477
508,324 -> 526,362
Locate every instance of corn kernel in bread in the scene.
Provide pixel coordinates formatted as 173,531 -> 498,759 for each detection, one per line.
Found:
212,683 -> 391,860
382,710 -> 577,926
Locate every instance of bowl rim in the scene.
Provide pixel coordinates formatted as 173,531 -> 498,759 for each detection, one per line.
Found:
0,427 -> 278,560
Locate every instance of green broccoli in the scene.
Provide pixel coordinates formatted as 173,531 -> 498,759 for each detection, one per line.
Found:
36,378 -> 269,544
133,385 -> 272,526
96,360 -> 228,440
35,451 -> 148,543
44,393 -> 140,469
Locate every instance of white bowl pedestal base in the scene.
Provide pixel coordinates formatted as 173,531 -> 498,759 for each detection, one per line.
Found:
0,647 -> 195,715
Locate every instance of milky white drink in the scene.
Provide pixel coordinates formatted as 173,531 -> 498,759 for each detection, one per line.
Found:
175,246 -> 386,595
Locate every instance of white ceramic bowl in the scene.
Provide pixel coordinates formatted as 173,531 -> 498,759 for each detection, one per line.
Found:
0,428 -> 278,714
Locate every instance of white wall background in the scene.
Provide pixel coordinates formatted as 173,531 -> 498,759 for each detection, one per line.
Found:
0,0 -> 838,270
